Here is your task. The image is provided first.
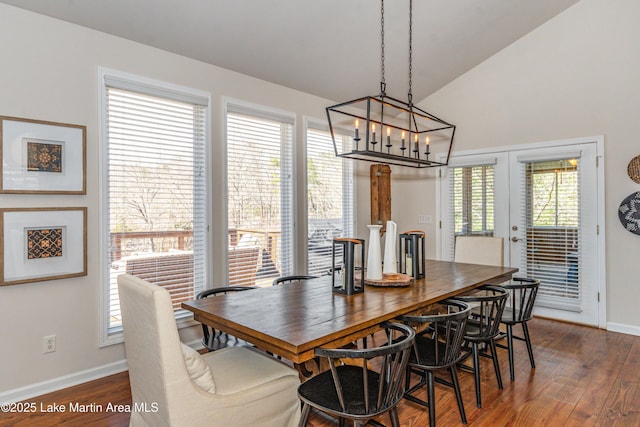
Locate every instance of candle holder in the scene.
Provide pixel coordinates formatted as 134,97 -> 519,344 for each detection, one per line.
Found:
332,238 -> 365,295
398,230 -> 425,279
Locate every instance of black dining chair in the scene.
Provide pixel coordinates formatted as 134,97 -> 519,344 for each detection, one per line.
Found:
196,286 -> 256,351
496,277 -> 540,381
272,275 -> 318,286
297,322 -> 415,427
456,285 -> 508,408
398,299 -> 471,427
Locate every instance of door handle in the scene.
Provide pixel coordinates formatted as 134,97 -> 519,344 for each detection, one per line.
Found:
511,236 -> 521,242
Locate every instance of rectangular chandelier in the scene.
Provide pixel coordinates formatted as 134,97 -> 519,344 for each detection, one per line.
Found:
326,93 -> 455,169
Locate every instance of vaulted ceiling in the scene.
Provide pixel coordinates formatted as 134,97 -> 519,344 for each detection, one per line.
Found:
0,0 -> 579,103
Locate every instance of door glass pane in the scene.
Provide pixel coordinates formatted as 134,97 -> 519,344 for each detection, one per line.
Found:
449,164 -> 495,259
522,158 -> 581,308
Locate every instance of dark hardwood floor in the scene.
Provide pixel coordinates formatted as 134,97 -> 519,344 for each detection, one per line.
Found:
2,317 -> 639,426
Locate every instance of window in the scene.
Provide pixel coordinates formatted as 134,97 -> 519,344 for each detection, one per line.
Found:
306,126 -> 354,276
447,163 -> 495,259
226,103 -> 294,286
101,71 -> 208,340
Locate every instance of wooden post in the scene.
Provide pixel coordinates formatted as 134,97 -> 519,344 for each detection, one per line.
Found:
370,164 -> 391,233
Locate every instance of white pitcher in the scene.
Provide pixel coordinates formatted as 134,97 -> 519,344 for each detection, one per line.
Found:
383,220 -> 398,274
366,224 -> 383,280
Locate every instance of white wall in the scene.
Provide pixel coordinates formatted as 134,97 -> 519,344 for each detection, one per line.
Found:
417,0 -> 640,331
0,3 -> 337,397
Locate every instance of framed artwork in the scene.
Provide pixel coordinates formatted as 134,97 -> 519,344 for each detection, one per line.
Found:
0,207 -> 87,286
0,116 -> 86,194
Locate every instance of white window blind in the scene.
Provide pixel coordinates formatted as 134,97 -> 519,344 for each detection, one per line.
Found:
448,164 -> 495,259
520,158 -> 581,311
226,107 -> 294,286
104,85 -> 207,335
306,127 -> 354,276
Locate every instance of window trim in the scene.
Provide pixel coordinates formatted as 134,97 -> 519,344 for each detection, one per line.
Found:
98,68 -> 211,346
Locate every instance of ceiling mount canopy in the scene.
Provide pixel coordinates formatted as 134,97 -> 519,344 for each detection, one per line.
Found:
326,0 -> 455,168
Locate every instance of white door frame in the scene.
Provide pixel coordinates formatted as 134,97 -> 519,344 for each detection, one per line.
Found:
437,136 -> 606,328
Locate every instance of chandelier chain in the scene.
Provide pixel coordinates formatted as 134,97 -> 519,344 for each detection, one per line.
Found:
380,0 -> 386,95
408,0 -> 413,104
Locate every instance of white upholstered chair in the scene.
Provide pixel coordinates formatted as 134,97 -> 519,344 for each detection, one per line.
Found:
454,236 -> 504,267
118,273 -> 301,427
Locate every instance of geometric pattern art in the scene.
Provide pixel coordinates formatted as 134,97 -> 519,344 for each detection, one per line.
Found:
618,192 -> 640,236
27,228 -> 63,259
27,140 -> 63,173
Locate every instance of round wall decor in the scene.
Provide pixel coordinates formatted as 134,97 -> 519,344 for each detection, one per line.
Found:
628,155 -> 640,184
619,191 -> 640,235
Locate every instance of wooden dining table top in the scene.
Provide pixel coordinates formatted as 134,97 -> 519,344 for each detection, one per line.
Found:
182,259 -> 517,364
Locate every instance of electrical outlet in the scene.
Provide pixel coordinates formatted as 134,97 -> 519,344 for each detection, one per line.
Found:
44,335 -> 56,353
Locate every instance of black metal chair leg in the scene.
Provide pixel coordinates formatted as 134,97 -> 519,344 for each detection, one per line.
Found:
489,339 -> 503,389
472,342 -> 482,408
299,402 -> 311,427
522,322 -> 535,369
389,407 -> 401,427
450,365 -> 467,424
427,370 -> 437,427
506,324 -> 515,381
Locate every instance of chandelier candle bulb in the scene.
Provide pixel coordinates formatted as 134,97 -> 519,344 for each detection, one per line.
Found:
354,119 -> 360,141
425,136 -> 430,156
371,123 -> 377,144
386,127 -> 392,152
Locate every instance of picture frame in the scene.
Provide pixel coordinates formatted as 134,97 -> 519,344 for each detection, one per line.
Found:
0,207 -> 87,286
0,116 -> 86,194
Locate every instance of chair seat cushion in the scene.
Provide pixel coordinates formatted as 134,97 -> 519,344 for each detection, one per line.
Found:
204,346 -> 299,395
181,343 -> 216,393
297,365 -> 382,416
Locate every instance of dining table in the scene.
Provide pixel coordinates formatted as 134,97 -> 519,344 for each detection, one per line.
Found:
183,259 -> 517,370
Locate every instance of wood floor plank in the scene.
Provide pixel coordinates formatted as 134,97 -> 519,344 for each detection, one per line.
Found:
2,318 -> 640,426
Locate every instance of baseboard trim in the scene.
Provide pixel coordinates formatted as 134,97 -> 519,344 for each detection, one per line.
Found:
0,359 -> 128,403
607,322 -> 640,337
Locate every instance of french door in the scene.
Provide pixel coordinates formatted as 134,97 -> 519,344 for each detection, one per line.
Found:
440,138 -> 604,326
